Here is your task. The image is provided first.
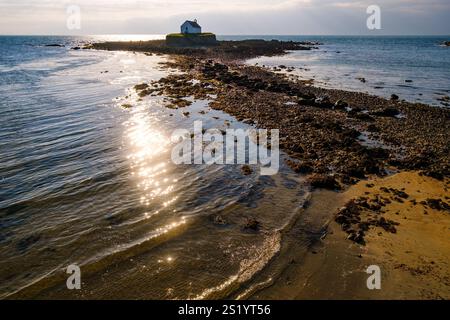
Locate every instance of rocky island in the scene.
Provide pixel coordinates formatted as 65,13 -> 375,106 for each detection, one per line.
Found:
166,32 -> 218,47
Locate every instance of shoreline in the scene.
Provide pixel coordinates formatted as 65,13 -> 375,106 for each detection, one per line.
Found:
94,40 -> 449,182
70,40 -> 450,299
250,171 -> 449,300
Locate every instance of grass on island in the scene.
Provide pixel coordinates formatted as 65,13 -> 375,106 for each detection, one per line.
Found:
166,32 -> 216,38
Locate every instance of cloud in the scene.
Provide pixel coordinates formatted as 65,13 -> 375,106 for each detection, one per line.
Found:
0,0 -> 449,34
331,0 -> 450,12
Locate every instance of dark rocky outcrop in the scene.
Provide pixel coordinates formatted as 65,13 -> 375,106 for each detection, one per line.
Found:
308,174 -> 340,190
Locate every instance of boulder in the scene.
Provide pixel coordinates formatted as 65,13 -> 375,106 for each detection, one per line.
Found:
369,107 -> 399,117
308,174 -> 340,190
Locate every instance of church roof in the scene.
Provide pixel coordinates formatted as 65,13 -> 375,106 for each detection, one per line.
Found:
183,20 -> 201,28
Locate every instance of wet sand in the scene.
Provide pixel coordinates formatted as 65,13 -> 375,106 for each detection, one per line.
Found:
252,172 -> 449,300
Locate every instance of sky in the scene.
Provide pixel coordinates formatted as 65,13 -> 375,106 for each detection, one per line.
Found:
0,0 -> 449,35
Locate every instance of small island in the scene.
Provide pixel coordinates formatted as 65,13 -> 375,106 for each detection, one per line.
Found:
166,20 -> 218,47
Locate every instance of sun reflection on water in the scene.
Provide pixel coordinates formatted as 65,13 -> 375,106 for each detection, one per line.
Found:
125,104 -> 179,213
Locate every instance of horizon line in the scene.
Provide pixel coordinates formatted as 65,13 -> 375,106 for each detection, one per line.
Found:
1,33 -> 450,37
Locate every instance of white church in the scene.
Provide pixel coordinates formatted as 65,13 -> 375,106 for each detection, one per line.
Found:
180,20 -> 202,34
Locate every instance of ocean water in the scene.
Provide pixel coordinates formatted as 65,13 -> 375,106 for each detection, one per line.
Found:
240,35 -> 450,106
0,35 -> 308,299
0,35 -> 448,299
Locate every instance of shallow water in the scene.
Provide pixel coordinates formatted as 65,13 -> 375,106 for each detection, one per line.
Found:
242,35 -> 450,107
1,35 -> 448,299
0,36 -> 308,299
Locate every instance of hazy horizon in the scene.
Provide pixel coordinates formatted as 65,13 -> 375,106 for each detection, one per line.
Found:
1,0 -> 449,36
1,34 -> 450,37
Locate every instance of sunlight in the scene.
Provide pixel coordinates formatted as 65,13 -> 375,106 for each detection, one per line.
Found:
125,105 -> 178,211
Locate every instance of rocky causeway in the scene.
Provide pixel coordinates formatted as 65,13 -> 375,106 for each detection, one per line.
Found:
90,39 -> 449,187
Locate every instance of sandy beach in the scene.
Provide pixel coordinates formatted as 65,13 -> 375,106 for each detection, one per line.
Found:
252,171 -> 449,300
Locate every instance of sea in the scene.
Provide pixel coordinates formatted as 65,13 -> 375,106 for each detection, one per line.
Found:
0,35 -> 449,299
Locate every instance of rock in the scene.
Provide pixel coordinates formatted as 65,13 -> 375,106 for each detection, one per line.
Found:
391,94 -> 399,101
134,83 -> 149,91
138,89 -> 153,97
347,232 -> 356,241
334,100 -> 349,110
172,98 -> 192,108
286,160 -> 313,173
241,165 -> 253,175
357,77 -> 366,83
389,188 -> 409,199
45,44 -> 64,47
423,198 -> 450,211
349,112 -> 375,122
290,144 -> 304,154
308,174 -> 340,190
370,107 -> 400,117
212,215 -> 227,225
359,222 -> 370,231
437,96 -> 450,102
314,96 -> 333,108
121,104 -> 133,109
366,147 -> 389,160
442,41 -> 450,47
378,216 -> 396,227
367,124 -> 379,132
334,196 -> 402,245
244,218 -> 260,231
354,231 -> 366,245
298,97 -> 315,106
